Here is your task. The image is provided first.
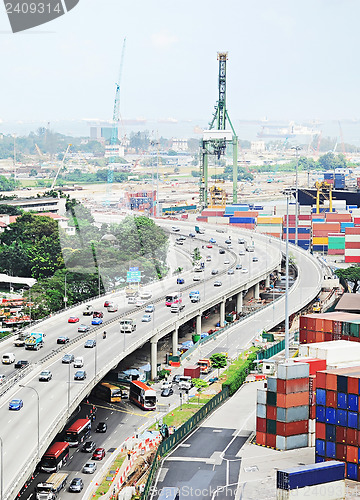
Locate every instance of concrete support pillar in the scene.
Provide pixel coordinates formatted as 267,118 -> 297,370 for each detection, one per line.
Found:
150,338 -> 158,380
236,292 -> 243,314
220,300 -> 226,328
172,327 -> 178,357
265,275 -> 270,288
196,315 -> 201,336
254,282 -> 260,300
277,264 -> 282,273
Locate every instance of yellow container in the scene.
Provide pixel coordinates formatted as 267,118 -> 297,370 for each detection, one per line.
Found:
257,216 -> 283,224
312,237 -> 328,245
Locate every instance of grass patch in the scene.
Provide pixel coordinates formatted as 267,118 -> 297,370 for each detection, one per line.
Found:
93,453 -> 126,498
162,403 -> 203,427
221,347 -> 258,381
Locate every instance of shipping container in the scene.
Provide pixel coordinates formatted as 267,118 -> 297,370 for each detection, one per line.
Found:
276,420 -> 309,437
294,358 -> 326,375
277,391 -> 310,408
266,404 -> 277,420
256,417 -> 266,433
277,405 -> 309,423
183,365 -> 200,378
276,377 -> 310,394
255,431 -> 266,446
276,433 -> 308,451
266,377 -> 277,392
276,461 -> 345,491
256,403 -> 266,419
257,388 -> 267,405
277,362 -> 310,380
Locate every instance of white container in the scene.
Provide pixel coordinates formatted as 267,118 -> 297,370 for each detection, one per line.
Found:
276,434 -> 308,451
308,433 -> 315,447
257,389 -> 267,405
277,362 -> 309,380
276,480 -> 345,500
345,234 -> 360,242
309,419 -> 316,433
267,376 -> 277,392
277,406 -> 309,423
344,248 -> 360,256
256,403 -> 266,419
300,340 -> 360,364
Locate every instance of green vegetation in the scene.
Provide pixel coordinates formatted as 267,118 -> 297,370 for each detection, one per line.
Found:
93,453 -> 126,498
222,348 -> 258,395
335,266 -> 360,293
210,353 -> 227,376
192,378 -> 208,389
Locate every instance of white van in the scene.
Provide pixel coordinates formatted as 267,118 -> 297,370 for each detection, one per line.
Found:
74,356 -> 84,368
179,375 -> 193,390
107,303 -> 118,312
120,319 -> 136,333
2,353 -> 15,364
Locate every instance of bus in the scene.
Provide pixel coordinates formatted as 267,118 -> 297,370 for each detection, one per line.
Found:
40,442 -> 70,473
95,382 -> 122,403
129,380 -> 156,410
64,418 -> 91,447
165,292 -> 182,307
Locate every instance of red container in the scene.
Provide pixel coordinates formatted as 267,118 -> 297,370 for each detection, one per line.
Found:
299,330 -> 307,343
345,227 -> 360,235
315,331 -> 325,342
256,431 -> 266,446
313,222 -> 341,232
309,405 -> 316,419
345,256 -> 360,263
234,211 -> 258,217
184,365 -> 201,378
307,331 -> 317,343
276,391 -> 309,408
266,433 -> 276,448
276,420 -> 309,437
326,213 -> 352,222
336,426 -> 347,444
347,428 -> 358,446
348,377 -> 359,395
317,371 -> 326,389
323,319 -> 334,332
266,405 -> 277,420
276,377 -> 310,394
326,390 -> 337,408
328,249 -> 345,255
316,421 -> 326,440
336,443 -> 347,461
326,372 -> 337,391
347,445 -> 358,463
324,332 -> 333,340
345,242 -> 360,249
294,359 -> 326,375
256,417 -> 266,433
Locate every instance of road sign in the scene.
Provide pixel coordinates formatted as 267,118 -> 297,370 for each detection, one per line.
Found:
127,271 -> 141,283
129,267 -> 139,272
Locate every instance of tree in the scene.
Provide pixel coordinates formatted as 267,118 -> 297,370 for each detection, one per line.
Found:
209,353 -> 227,376
192,378 -> 208,389
335,266 -> 360,292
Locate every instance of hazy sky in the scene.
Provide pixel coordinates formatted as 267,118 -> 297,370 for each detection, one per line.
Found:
0,0 -> 359,128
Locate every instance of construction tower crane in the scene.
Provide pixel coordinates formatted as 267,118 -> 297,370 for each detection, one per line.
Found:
199,52 -> 238,208
107,37 -> 126,198
50,144 -> 71,190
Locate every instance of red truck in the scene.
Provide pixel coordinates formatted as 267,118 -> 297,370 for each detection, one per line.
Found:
197,359 -> 211,374
184,365 -> 201,379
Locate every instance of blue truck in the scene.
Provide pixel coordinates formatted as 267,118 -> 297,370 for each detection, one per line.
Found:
189,291 -> 200,303
25,332 -> 45,351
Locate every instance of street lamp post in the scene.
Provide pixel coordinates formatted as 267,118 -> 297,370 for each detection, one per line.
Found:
64,271 -> 69,309
19,385 -> 40,461
291,146 -> 301,246
285,195 -> 290,360
0,436 -> 3,500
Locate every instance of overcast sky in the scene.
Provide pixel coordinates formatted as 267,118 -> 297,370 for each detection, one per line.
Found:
0,0 -> 359,130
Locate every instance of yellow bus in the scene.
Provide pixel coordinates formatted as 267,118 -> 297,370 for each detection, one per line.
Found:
95,382 -> 122,403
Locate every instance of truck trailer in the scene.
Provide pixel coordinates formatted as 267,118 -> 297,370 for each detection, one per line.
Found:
35,473 -> 68,500
25,332 -> 45,351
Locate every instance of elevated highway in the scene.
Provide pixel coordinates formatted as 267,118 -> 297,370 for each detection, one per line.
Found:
0,222 -> 323,498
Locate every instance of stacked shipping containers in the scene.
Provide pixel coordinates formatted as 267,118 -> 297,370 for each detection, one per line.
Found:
345,227 -> 360,263
328,233 -> 345,255
299,312 -> 360,344
315,366 -> 360,480
312,222 -> 341,253
256,216 -> 282,237
256,362 -> 310,450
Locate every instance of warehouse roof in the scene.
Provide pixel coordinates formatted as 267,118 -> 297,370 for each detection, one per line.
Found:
334,293 -> 360,314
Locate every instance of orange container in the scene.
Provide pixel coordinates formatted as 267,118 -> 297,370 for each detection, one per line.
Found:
315,331 -> 325,342
276,391 -> 309,408
316,421 -> 326,440
346,445 -> 358,464
256,431 -> 266,446
326,213 -> 352,222
312,222 -> 341,232
326,372 -> 337,391
348,377 -> 359,394
323,319 -> 333,333
326,390 -> 337,408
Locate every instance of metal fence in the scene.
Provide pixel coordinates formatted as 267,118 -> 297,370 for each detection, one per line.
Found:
256,339 -> 285,360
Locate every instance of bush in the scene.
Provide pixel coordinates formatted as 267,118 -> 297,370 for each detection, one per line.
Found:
222,351 -> 258,395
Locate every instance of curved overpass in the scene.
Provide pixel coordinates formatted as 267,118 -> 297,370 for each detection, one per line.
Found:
0,223 -> 322,499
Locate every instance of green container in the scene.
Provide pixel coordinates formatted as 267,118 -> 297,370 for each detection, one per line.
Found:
192,334 -> 201,343
328,237 -> 345,249
350,322 -> 360,337
225,314 -> 234,323
267,418 -> 277,435
267,390 -> 277,406
342,322 -> 350,335
262,332 -> 275,342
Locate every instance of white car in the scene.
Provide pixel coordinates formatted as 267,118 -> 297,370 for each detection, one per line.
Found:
241,268 -> 249,273
193,275 -> 201,281
128,297 -> 137,304
224,259 -> 230,265
142,314 -> 152,322
140,291 -> 152,300
136,299 -> 146,307
228,269 -> 235,275
172,226 -> 180,232
161,380 -> 173,390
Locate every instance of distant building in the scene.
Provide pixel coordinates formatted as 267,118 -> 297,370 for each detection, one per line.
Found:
105,144 -> 125,158
171,139 -> 188,152
251,141 -> 266,153
0,196 -> 66,215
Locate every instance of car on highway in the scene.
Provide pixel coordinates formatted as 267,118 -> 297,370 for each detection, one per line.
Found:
216,228 -> 225,233
188,233 -> 196,238
239,250 -> 245,256
193,275 -> 201,281
136,299 -> 146,307
140,291 -> 152,299
178,235 -> 186,241
39,370 -> 52,382
108,303 -> 118,312
82,462 -> 97,474
68,316 -> 79,323
161,387 -> 173,397
176,278 -> 184,284
0,374 -> 5,384
227,269 -> 235,275
219,248 -> 225,254
214,281 -> 222,287
172,374 -> 180,384
95,422 -> 107,433
69,477 -> 84,493
104,300 -> 112,307
206,243 -> 213,248
145,304 -> 155,313
225,239 -> 231,244
82,441 -> 96,453
211,269 -> 219,275
57,336 -> 70,344
206,255 -> 211,261
78,324 -> 90,333
238,238 -> 245,244
9,399 -> 23,411
175,239 -> 183,245
141,313 -> 152,322
224,259 -> 230,264
161,380 -> 172,389
74,370 -> 86,381
93,311 -> 103,318
209,238 -> 216,243
235,264 -> 242,270
172,226 -> 180,232
92,317 -> 103,325
252,256 -> 259,262
15,360 -> 29,369
92,447 -> 106,460
84,339 -> 96,348
128,297 -> 137,304
62,354 -> 74,363
241,268 -> 249,273
171,303 -> 185,313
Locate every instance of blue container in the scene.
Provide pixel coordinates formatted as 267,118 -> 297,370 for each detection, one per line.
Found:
336,409 -> 347,427
277,460 -> 344,490
313,245 -> 328,252
316,388 -> 326,406
325,408 -> 336,425
335,179 -> 345,189
229,217 -> 256,223
298,241 -> 310,249
337,392 -> 347,409
348,394 -> 359,412
315,456 -> 325,463
324,173 -> 334,179
341,222 -> 354,233
316,405 -> 325,423
348,411 -> 358,428
337,375 -> 348,393
254,206 -> 263,210
325,441 -> 336,459
347,463 -> 358,481
316,439 -> 325,457
325,423 -> 336,441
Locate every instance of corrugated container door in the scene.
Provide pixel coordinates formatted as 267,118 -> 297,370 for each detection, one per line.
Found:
336,409 -> 347,427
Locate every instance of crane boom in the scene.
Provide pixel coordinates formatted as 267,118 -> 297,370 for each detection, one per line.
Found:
51,144 -> 71,190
